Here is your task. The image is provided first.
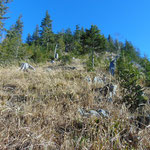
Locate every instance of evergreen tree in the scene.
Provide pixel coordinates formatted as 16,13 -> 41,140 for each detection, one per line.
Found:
114,40 -> 124,50
117,51 -> 146,112
140,56 -> 150,86
107,34 -> 115,52
2,15 -> 23,60
124,40 -> 140,62
56,32 -> 65,53
64,28 -> 74,52
114,39 -> 120,50
74,25 -> 80,42
15,14 -> 23,36
40,10 -> 54,51
80,27 -> 85,36
26,33 -> 32,45
81,25 -> 105,53
32,24 -> 40,45
81,25 -> 106,68
72,25 -> 83,55
0,0 -> 13,35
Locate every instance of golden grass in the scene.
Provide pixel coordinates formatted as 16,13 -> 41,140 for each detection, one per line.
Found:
0,64 -> 149,150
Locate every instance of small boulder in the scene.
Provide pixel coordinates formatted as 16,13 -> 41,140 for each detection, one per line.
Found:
93,76 -> 104,84
98,109 -> 109,118
78,108 -> 109,118
78,108 -> 90,117
89,110 -> 101,117
85,76 -> 92,84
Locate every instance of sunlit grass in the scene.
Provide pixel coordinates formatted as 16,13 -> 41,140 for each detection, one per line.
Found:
0,63 -> 149,149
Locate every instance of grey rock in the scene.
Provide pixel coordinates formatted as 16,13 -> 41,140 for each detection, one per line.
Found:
98,109 -> 109,118
93,76 -> 104,84
113,85 -> 117,95
109,56 -> 119,76
107,97 -> 113,102
51,60 -> 55,64
78,108 -> 90,117
78,108 -> 85,116
89,110 -> 101,117
85,76 -> 92,84
109,60 -> 115,76
109,84 -> 117,96
78,108 -> 109,118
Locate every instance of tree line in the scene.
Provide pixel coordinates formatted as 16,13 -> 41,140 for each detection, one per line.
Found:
0,1 -> 142,63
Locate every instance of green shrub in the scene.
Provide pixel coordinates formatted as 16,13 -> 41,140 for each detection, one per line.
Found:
116,53 -> 146,112
61,55 -> 72,65
86,55 -> 97,71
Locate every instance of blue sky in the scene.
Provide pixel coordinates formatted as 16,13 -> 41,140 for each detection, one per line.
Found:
4,0 -> 150,58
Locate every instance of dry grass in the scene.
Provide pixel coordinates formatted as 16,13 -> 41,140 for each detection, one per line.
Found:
0,63 -> 149,150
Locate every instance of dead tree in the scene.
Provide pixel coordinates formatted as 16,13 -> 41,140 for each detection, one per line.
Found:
20,63 -> 35,71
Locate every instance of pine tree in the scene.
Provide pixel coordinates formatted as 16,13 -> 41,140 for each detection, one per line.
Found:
2,15 -> 23,60
40,10 -> 54,50
26,33 -> 32,45
72,25 -> 83,55
0,0 -> 13,35
32,24 -> 40,45
15,14 -> 23,36
81,25 -> 106,68
117,51 -> 146,112
124,40 -> 140,62
140,56 -> 150,86
74,25 -> 80,42
56,32 -> 65,52
81,25 -> 105,53
64,28 -> 74,52
107,34 -> 115,52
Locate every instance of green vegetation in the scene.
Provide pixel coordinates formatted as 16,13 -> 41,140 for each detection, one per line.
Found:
117,51 -> 146,112
0,0 -> 13,35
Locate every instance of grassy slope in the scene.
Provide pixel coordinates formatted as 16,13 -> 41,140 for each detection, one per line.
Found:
0,60 -> 149,150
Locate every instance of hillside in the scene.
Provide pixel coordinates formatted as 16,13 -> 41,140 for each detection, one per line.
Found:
0,59 -> 149,150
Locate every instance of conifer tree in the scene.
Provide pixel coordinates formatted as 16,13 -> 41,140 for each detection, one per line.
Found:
15,15 -> 23,36
26,33 -> 32,45
2,15 -> 23,60
124,40 -> 140,62
74,25 -> 80,42
117,51 -> 146,112
81,25 -> 105,53
107,34 -> 115,52
64,28 -> 74,52
56,32 -> 65,53
81,25 -> 106,68
72,25 -> 83,55
40,10 -> 54,51
0,0 -> 13,36
32,24 -> 40,45
140,56 -> 150,86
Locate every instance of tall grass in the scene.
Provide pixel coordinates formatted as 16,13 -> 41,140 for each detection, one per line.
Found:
0,63 -> 149,149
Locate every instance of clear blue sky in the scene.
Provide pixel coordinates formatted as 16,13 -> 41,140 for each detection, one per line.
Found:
4,0 -> 150,58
